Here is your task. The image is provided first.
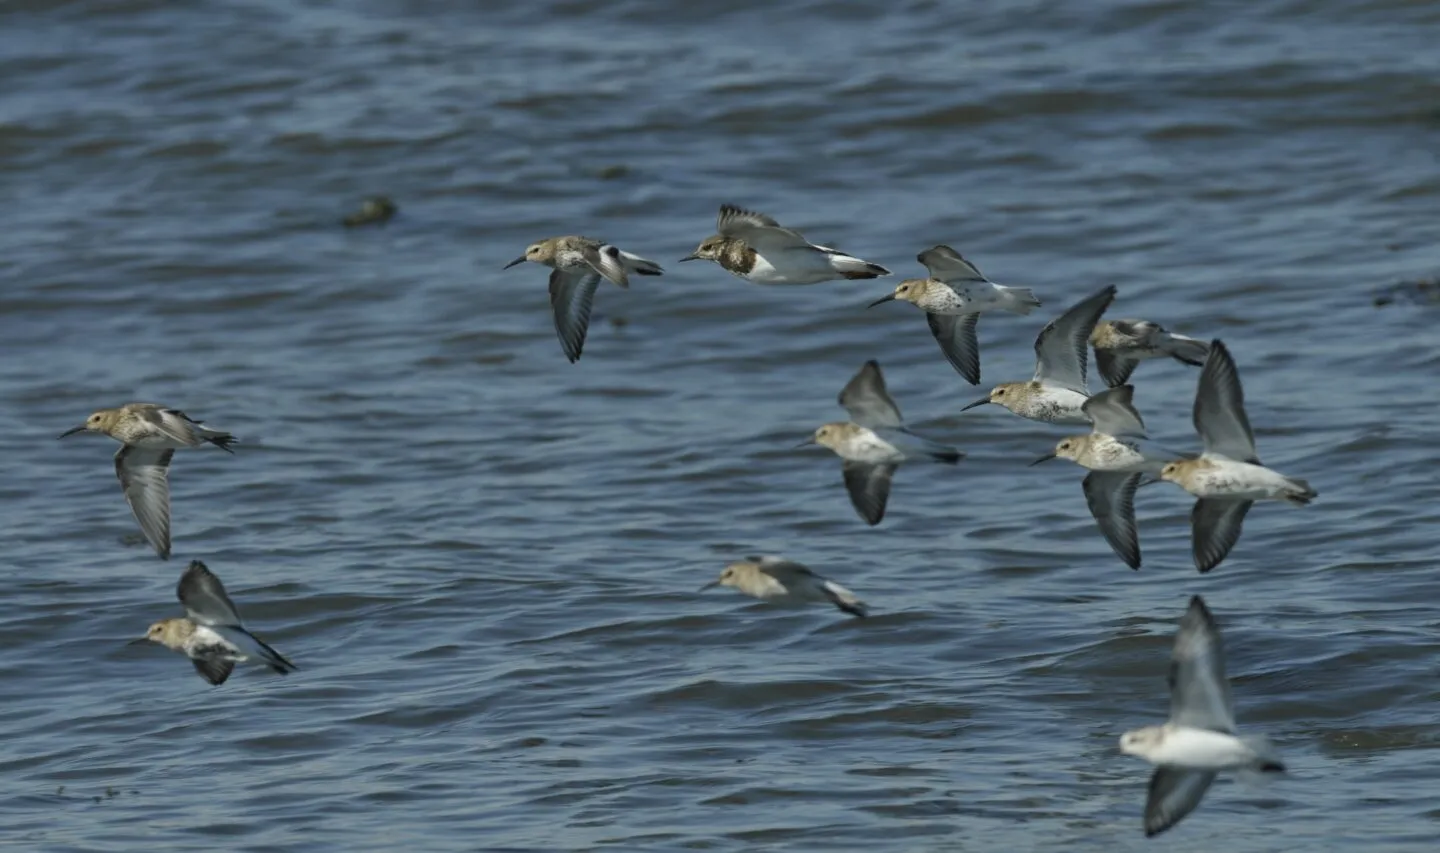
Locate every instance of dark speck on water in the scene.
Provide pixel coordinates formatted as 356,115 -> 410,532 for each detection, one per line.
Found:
342,196 -> 398,227
4,0 -> 1440,850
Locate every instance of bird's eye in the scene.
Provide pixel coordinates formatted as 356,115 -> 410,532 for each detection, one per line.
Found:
995,389 -> 1006,397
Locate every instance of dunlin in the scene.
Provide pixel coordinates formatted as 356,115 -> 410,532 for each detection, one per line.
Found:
800,360 -> 962,525
59,403 -> 235,559
1120,596 -> 1283,837
961,285 -> 1117,425
680,204 -> 890,285
700,556 -> 867,618
503,235 -> 663,363
139,560 -> 297,686
1029,386 -> 1176,569
868,246 -> 1041,385
1160,340 -> 1316,572
1091,319 -> 1210,387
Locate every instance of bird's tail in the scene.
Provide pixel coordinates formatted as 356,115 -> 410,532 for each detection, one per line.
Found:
1282,477 -> 1317,506
242,629 -> 297,674
1163,334 -> 1211,367
831,253 -> 891,279
1238,735 -> 1286,778
997,285 -> 1042,315
820,580 -> 868,618
619,250 -> 664,278
201,429 -> 237,453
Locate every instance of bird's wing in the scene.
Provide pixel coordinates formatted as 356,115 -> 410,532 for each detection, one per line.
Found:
581,242 -> 630,288
190,656 -> 235,686
1144,768 -> 1216,838
838,360 -> 903,429
1191,498 -> 1252,573
114,446 -> 174,560
926,313 -> 982,385
1093,347 -> 1140,388
716,204 -> 811,251
177,560 -> 244,626
1033,285 -> 1116,392
1083,385 -> 1147,437
1082,471 -> 1142,569
1193,340 -> 1259,463
916,245 -> 987,282
1168,595 -> 1236,732
548,269 -> 603,363
842,461 -> 895,526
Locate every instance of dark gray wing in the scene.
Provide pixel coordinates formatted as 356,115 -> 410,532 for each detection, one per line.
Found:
926,313 -> 981,385
581,242 -> 630,288
1168,595 -> 1235,732
548,269 -> 602,363
1144,768 -> 1216,837
1033,285 -> 1116,392
1082,471 -> 1142,569
1094,347 -> 1138,387
916,245 -> 986,282
1191,498 -> 1252,573
838,360 -> 903,429
177,560 -> 244,627
1194,340 -> 1259,463
114,445 -> 173,560
1083,385 -> 1147,437
191,656 -> 235,686
842,461 -> 895,526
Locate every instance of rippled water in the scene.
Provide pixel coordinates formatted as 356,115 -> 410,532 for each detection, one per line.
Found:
3,0 -> 1440,849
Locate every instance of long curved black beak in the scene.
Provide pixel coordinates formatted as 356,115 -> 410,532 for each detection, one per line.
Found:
502,256 -> 527,270
128,636 -> 150,646
867,293 -> 897,308
794,437 -> 816,448
960,395 -> 991,412
678,253 -> 700,262
698,580 -> 720,592
1029,452 -> 1057,467
58,425 -> 87,439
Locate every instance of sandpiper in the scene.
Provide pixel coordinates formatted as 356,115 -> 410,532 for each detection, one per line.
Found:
1160,340 -> 1316,572
961,285 -> 1117,425
138,560 -> 297,686
680,204 -> 889,285
59,403 -> 235,559
503,235 -> 663,363
1091,319 -> 1210,387
700,556 -> 867,617
1029,385 -> 1176,569
868,246 -> 1041,385
1120,596 -> 1283,837
800,360 -> 962,525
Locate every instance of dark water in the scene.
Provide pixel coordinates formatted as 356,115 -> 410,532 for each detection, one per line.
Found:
3,0 -> 1440,849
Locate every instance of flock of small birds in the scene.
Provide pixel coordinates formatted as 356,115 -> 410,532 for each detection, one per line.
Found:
59,203 -> 1318,838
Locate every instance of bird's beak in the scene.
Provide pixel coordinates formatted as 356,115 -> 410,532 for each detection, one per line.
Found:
1029,452 -> 1056,467
678,252 -> 700,262
128,636 -> 150,646
698,581 -> 720,592
794,437 -> 816,448
502,256 -> 527,270
867,293 -> 897,308
58,425 -> 87,439
1137,476 -> 1165,488
960,395 -> 991,412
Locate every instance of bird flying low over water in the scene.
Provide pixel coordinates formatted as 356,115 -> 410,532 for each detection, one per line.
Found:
504,235 -> 663,363
701,556 -> 867,618
138,560 -> 297,686
800,360 -> 962,526
59,403 -> 235,559
1029,385 -> 1176,569
681,204 -> 890,285
1120,596 -> 1284,837
1091,319 -> 1210,387
1160,340 -> 1316,572
961,285 -> 1116,425
868,246 -> 1041,385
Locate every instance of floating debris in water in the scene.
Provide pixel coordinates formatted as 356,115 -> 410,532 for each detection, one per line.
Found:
1373,277 -> 1439,307
342,196 -> 397,227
